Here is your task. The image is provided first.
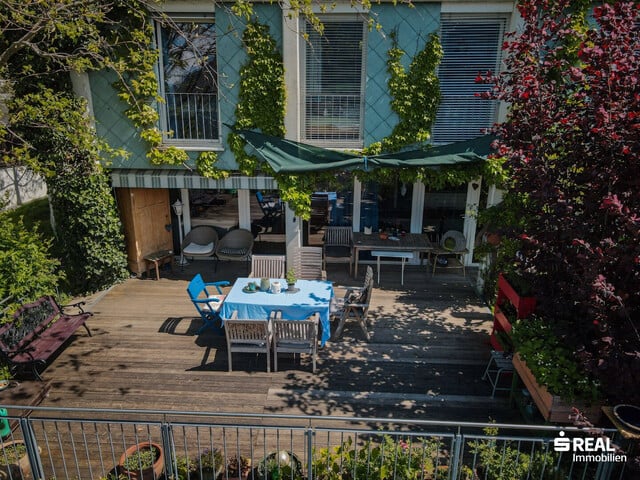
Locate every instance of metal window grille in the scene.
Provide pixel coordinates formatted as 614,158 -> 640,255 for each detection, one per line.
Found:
303,20 -> 366,147
158,20 -> 220,143
432,14 -> 508,144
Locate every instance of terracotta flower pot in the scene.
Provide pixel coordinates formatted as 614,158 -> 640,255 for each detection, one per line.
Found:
118,441 -> 164,480
0,440 -> 41,479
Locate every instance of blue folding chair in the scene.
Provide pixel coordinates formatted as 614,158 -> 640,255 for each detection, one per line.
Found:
187,274 -> 230,334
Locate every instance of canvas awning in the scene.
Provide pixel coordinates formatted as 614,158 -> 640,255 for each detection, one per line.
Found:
235,128 -> 494,173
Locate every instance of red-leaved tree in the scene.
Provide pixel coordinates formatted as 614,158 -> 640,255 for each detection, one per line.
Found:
482,0 -> 640,404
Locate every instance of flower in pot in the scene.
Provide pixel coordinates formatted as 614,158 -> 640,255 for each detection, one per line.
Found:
286,268 -> 297,291
118,441 -> 164,480
226,454 -> 251,480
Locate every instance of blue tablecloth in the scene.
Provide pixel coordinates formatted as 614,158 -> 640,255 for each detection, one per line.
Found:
221,278 -> 334,346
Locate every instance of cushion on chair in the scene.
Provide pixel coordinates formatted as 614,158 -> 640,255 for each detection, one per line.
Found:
183,242 -> 215,255
199,295 -> 226,312
218,247 -> 249,256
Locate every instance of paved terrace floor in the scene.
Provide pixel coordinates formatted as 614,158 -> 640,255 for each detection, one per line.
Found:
7,257 -> 525,425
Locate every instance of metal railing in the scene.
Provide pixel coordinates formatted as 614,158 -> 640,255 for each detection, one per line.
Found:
0,405 -> 631,479
164,92 -> 219,141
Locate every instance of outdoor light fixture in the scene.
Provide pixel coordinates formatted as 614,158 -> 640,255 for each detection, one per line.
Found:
172,199 -> 188,266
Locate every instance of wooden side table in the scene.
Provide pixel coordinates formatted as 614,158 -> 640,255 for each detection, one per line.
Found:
144,250 -> 174,280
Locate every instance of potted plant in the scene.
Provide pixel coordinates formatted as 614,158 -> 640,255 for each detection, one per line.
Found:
256,450 -> 302,480
118,441 -> 164,480
226,454 -> 252,480
286,268 -> 297,291
0,440 -> 32,479
196,448 -> 224,480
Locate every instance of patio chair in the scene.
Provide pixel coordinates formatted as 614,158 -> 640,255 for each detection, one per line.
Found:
323,226 -> 354,275
249,255 -> 286,279
272,311 -> 319,373
215,228 -> 254,272
291,246 -> 326,280
330,265 -> 374,341
181,226 -> 219,261
186,273 -> 230,334
224,311 -> 272,372
430,230 -> 468,276
255,191 -> 283,219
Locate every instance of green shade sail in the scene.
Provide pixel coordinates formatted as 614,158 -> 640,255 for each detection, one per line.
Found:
235,128 -> 494,173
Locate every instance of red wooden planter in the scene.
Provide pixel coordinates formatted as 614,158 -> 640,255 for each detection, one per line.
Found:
512,353 -> 601,424
497,273 -> 536,318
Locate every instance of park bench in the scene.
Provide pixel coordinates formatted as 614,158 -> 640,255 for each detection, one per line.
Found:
0,296 -> 92,380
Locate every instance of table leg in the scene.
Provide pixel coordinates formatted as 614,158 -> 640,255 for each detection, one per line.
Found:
354,248 -> 360,278
377,256 -> 381,284
154,261 -> 160,281
401,257 -> 405,286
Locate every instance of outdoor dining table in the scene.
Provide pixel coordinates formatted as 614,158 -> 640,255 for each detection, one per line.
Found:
220,278 -> 334,346
352,232 -> 435,278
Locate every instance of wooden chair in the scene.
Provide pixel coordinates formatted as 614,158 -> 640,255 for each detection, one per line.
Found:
272,312 -> 319,373
323,226 -> 353,275
224,311 -> 272,372
330,266 -> 374,341
186,274 -> 230,334
249,255 -> 286,279
291,246 -> 326,280
430,230 -> 468,276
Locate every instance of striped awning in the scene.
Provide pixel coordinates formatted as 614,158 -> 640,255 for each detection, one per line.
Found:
110,169 -> 278,190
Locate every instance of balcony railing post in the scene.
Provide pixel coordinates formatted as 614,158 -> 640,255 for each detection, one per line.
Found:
19,417 -> 45,480
161,422 -> 176,480
449,433 -> 463,479
305,426 -> 315,480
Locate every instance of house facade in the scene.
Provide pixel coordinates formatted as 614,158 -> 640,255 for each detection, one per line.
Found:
79,0 -> 516,275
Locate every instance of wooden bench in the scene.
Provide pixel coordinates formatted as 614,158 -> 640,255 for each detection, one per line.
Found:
370,250 -> 414,286
0,296 -> 93,380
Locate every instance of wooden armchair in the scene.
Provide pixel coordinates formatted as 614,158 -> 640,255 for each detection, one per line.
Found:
330,265 -> 374,341
291,246 -> 326,280
272,312 -> 319,373
323,226 -> 353,275
224,311 -> 272,372
249,255 -> 286,279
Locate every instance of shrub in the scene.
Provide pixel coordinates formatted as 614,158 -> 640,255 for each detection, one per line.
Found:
0,210 -> 62,314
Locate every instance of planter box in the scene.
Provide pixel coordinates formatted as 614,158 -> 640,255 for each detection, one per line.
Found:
497,273 -> 536,318
512,353 -> 601,424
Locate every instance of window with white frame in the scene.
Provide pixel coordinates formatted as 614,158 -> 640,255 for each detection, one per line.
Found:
303,19 -> 366,148
431,14 -> 507,144
157,19 -> 219,145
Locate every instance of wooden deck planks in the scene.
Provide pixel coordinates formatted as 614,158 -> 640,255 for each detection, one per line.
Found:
7,261 -> 524,424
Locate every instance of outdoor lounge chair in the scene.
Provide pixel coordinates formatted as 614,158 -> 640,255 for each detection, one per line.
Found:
255,191 -> 283,219
272,311 -> 319,373
224,311 -> 272,372
330,265 -> 374,341
186,273 -> 230,334
214,228 -> 254,272
249,255 -> 286,279
181,226 -> 219,261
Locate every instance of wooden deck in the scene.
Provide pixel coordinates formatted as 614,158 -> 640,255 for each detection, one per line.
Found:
4,259 -> 523,424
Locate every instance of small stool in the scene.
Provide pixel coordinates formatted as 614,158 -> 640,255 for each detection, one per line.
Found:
482,350 -> 514,397
144,249 -> 174,280
370,251 -> 414,286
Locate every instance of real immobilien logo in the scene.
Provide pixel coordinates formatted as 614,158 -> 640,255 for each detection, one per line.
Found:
553,431 -> 627,463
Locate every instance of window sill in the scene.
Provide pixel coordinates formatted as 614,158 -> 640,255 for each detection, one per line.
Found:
161,141 -> 224,152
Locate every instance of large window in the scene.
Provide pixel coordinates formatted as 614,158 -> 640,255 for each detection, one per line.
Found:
157,20 -> 219,145
431,15 -> 507,144
303,19 -> 366,147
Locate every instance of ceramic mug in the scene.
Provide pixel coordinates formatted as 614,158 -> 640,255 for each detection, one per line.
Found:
271,281 -> 282,294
